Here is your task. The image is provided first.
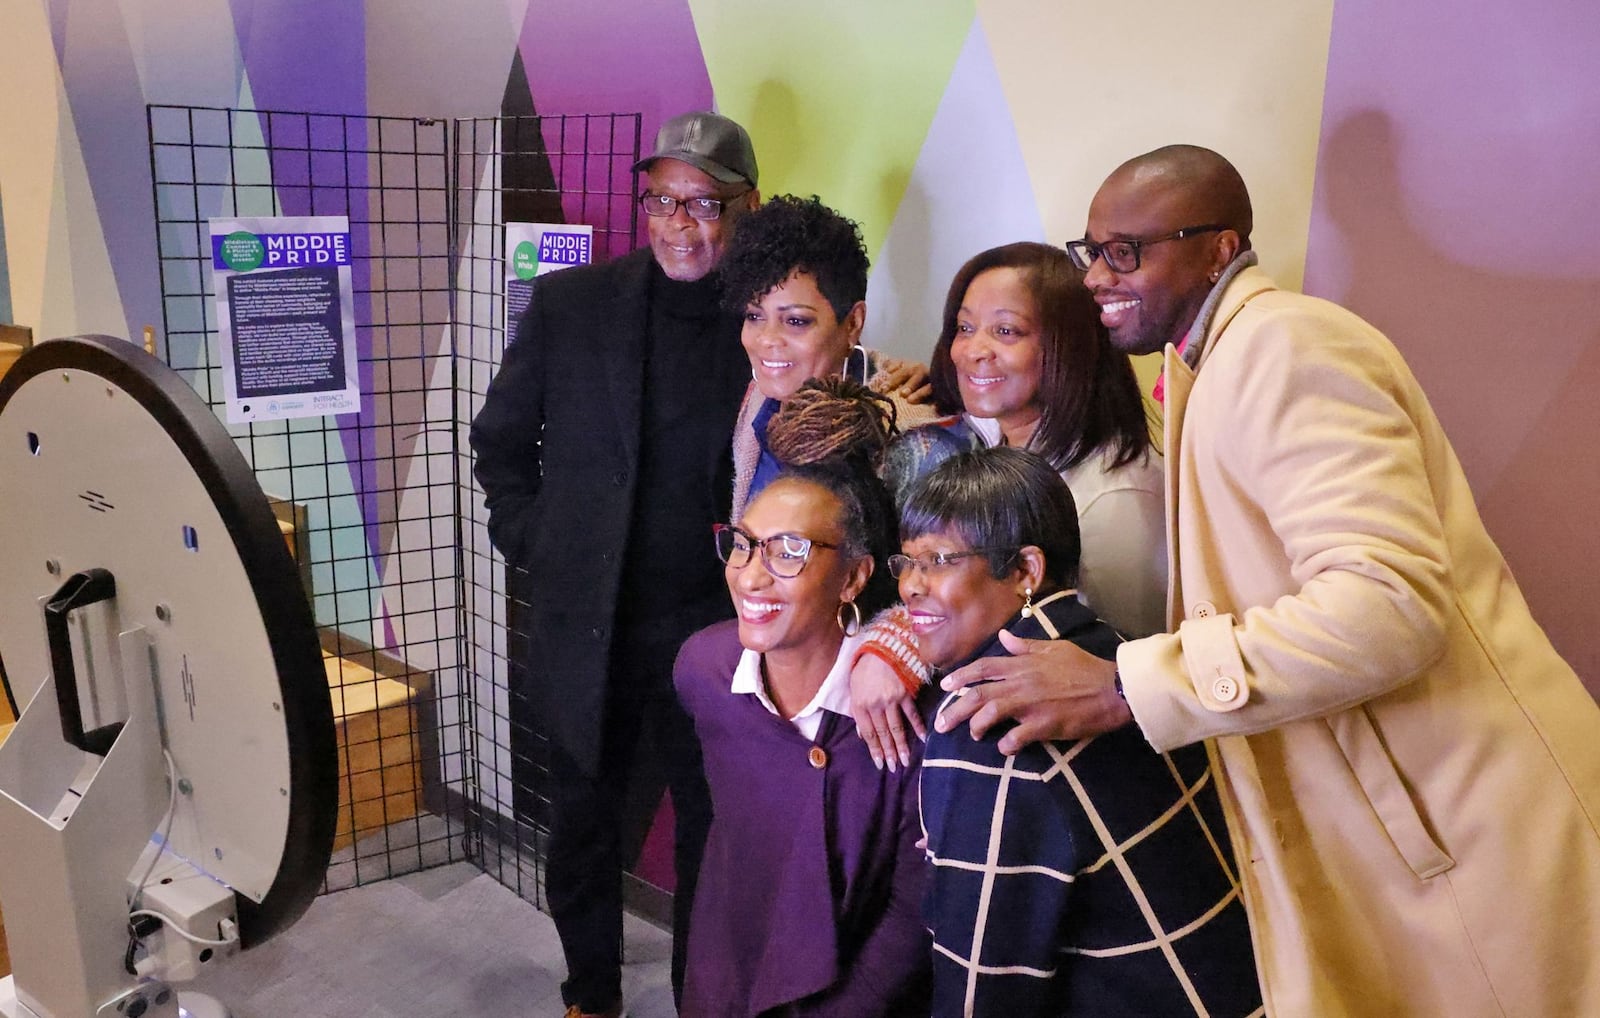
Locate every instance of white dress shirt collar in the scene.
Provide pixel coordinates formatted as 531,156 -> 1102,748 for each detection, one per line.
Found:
730,631 -> 866,740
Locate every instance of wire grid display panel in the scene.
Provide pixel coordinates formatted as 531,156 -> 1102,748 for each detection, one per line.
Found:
147,104 -> 469,891
454,113 -> 641,907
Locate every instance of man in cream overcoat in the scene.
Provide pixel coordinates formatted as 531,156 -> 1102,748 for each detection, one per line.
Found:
937,145 -> 1600,1015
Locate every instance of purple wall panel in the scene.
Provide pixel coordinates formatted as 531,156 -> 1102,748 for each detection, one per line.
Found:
232,0 -> 368,116
517,0 -> 714,245
232,1 -> 390,594
46,0 -> 70,65
1306,1 -> 1600,685
51,0 -> 164,351
515,0 -> 715,892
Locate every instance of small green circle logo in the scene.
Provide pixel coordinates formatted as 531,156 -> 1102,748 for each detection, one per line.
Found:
512,240 -> 541,280
220,231 -> 265,271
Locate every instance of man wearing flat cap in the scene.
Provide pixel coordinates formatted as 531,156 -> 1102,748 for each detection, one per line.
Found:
472,111 -> 761,1018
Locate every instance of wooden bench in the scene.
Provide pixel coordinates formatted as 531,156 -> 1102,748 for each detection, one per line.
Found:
272,493 -> 429,851
0,343 -> 22,379
321,648 -> 425,851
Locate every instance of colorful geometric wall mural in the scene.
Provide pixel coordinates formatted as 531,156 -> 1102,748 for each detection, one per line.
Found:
2,0 -> 1596,706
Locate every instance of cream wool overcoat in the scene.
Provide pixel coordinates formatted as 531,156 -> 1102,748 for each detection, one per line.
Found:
1116,266 -> 1600,1016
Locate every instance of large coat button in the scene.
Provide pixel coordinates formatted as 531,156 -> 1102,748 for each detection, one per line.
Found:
808,746 -> 828,769
1193,600 -> 1216,619
1212,675 -> 1242,704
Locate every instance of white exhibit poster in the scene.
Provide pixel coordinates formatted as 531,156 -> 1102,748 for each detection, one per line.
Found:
504,222 -> 594,337
210,215 -> 360,423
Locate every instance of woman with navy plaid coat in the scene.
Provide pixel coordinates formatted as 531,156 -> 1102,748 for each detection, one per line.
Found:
901,447 -> 1262,1017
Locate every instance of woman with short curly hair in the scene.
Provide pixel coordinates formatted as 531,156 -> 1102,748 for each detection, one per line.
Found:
719,194 -> 934,520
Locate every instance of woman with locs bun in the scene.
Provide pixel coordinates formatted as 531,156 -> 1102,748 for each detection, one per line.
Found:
673,376 -> 933,1016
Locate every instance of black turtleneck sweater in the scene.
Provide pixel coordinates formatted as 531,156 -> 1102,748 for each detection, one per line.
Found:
615,264 -> 740,629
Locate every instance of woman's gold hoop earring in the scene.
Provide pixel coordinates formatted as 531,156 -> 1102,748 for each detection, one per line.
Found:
1020,587 -> 1035,619
837,599 -> 863,636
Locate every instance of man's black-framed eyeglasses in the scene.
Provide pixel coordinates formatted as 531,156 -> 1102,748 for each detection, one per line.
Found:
639,189 -> 751,222
887,548 -> 1017,579
1064,224 -> 1227,274
713,523 -> 838,578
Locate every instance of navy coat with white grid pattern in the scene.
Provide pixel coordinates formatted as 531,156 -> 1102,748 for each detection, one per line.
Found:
920,593 -> 1263,1017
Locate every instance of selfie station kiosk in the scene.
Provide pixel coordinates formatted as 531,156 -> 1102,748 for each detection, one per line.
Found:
0,336 -> 339,1017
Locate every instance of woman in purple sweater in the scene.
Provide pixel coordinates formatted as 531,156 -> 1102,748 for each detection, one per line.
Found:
673,379 -> 932,1016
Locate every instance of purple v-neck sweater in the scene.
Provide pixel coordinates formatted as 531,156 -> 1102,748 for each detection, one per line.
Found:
673,620 -> 932,1016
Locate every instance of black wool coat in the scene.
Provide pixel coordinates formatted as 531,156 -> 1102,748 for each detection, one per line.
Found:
468,248 -> 749,775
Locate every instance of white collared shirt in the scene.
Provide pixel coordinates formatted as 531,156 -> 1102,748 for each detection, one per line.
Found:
730,631 -> 867,740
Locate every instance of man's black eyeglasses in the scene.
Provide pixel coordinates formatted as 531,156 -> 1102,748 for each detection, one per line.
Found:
639,190 -> 751,222
1064,224 -> 1227,274
713,523 -> 838,578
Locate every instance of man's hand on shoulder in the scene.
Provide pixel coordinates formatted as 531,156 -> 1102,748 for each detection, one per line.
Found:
935,631 -> 1131,754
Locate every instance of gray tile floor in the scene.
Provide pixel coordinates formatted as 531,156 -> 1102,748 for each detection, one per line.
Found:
187,862 -> 675,1018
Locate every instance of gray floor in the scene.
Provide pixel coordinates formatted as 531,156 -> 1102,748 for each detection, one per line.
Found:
187,862 -> 675,1018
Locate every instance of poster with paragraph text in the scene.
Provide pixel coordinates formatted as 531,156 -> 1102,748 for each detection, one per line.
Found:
210,216 -> 360,423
